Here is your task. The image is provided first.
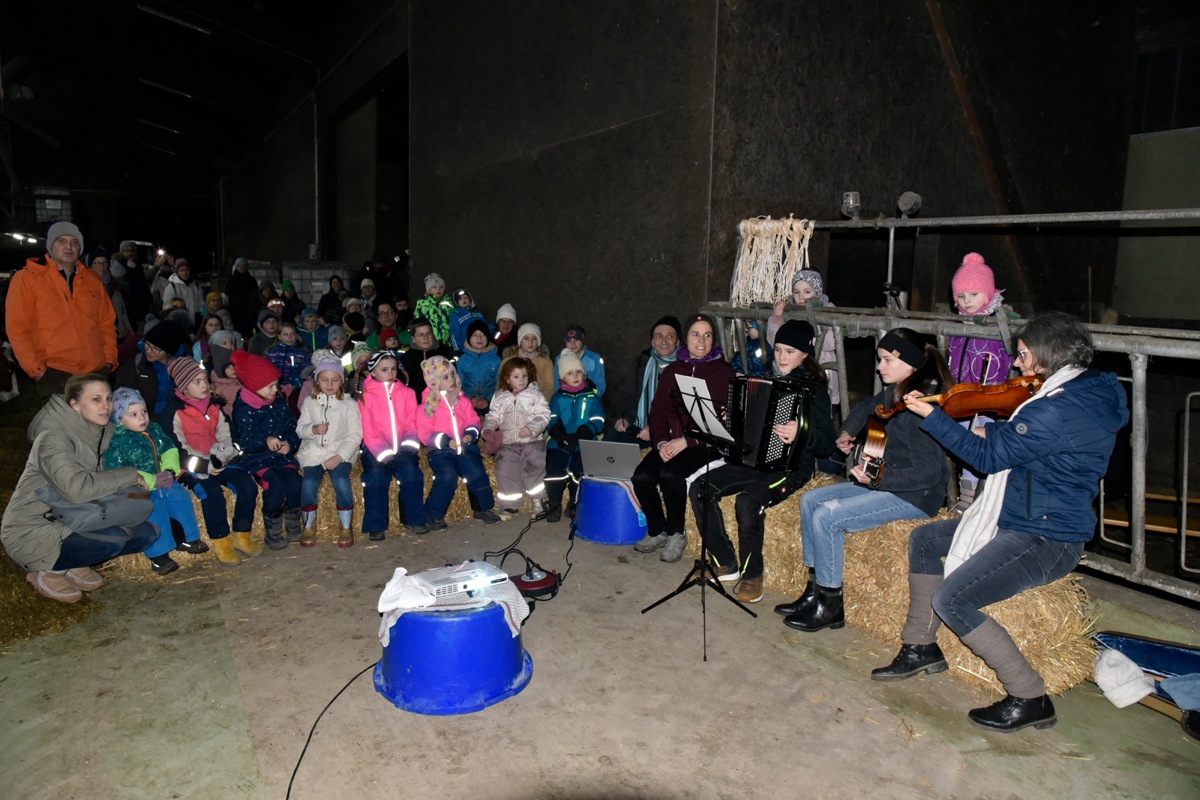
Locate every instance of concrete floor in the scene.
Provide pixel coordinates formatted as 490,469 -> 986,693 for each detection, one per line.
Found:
2,515 -> 1199,800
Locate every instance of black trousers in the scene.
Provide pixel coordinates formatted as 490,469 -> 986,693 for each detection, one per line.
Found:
631,445 -> 719,536
689,463 -> 792,580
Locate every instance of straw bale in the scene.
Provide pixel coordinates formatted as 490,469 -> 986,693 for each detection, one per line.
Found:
105,452 -> 503,578
684,474 -> 1095,695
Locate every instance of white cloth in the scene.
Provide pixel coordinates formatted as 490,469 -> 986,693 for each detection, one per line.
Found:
944,366 -> 1085,576
1095,648 -> 1156,708
377,567 -> 530,647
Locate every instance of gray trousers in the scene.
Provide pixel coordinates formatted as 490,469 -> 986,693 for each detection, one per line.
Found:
494,441 -> 548,507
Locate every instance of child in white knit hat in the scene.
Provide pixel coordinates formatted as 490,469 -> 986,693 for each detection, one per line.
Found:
544,349 -> 605,523
504,322 -> 555,402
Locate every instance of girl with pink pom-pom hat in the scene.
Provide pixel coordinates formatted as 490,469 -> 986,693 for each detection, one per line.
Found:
947,252 -> 1014,512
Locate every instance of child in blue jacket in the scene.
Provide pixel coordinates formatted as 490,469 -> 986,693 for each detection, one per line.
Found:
449,287 -> 491,352
545,348 -> 605,522
456,320 -> 502,417
231,351 -> 302,550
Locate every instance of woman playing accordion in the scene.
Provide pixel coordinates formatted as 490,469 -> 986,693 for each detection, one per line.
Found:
688,321 -> 835,604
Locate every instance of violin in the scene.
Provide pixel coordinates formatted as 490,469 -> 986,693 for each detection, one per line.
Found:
874,375 -> 1044,420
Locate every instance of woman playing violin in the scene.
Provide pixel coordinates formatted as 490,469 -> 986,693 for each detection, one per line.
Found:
871,311 -> 1128,734
778,328 -> 951,632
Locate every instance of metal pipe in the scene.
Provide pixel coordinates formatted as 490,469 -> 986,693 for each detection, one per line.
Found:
1129,352 -> 1148,577
887,227 -> 895,286
811,207 -> 1200,230
1084,555 -> 1200,602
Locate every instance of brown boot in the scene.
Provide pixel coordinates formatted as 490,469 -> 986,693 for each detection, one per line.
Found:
211,536 -> 242,566
338,526 -> 354,548
300,526 -> 317,547
230,531 -> 263,558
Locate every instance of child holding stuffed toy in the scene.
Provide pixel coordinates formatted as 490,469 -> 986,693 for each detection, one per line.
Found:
297,353 -> 362,547
163,357 -> 260,565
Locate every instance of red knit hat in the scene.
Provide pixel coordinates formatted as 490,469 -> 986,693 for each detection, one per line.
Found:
230,350 -> 280,392
951,252 -> 996,301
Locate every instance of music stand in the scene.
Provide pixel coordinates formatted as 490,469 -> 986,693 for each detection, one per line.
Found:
642,377 -> 757,661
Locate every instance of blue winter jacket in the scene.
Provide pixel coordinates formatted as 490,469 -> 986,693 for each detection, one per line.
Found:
546,381 -> 605,453
920,369 -> 1129,541
456,345 -> 502,404
450,307 -> 491,352
232,393 -> 301,474
553,348 -> 607,398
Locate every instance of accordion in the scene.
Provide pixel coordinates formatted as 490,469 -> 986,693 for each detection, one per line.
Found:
726,376 -> 814,472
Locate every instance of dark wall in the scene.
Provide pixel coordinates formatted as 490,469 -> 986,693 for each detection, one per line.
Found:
408,0 -> 718,388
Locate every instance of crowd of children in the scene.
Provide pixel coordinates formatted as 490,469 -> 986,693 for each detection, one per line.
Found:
47,252 -> 1018,584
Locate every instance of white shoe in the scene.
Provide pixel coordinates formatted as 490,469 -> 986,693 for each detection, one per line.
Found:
634,533 -> 669,554
660,532 -> 687,563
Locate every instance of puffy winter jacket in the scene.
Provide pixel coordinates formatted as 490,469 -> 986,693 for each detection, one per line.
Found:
546,381 -> 605,453
359,376 -> 420,460
232,390 -> 300,473
297,392 -> 363,468
921,369 -> 1129,540
418,389 -> 482,450
483,384 -> 551,444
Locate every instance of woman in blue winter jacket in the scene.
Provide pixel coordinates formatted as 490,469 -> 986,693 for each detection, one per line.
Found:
872,311 -> 1129,734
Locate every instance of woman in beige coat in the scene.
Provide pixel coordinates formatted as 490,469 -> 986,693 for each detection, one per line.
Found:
2,374 -> 159,603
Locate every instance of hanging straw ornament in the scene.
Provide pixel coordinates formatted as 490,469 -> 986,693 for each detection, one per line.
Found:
728,216 -> 815,306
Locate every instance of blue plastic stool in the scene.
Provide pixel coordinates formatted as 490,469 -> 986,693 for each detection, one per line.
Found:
574,477 -> 647,545
374,602 -> 533,715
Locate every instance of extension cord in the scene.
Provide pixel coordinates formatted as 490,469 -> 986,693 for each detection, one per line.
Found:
512,569 -> 559,598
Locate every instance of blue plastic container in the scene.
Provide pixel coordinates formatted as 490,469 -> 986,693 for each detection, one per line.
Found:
374,602 -> 533,715
574,477 -> 648,545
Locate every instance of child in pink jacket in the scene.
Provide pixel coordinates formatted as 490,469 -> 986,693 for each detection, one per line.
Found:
359,349 -> 429,538
417,356 -> 500,527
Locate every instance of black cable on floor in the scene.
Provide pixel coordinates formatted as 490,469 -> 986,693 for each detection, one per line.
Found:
286,660 -> 377,800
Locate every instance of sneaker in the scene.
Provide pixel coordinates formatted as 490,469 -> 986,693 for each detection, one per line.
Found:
734,576 -> 764,603
64,566 -> 103,591
711,564 -> 740,583
474,509 -> 502,525
497,508 -> 519,521
634,533 -> 669,554
531,498 -> 548,517
149,554 -> 180,576
407,523 -> 431,535
429,518 -> 449,531
27,570 -> 82,603
176,539 -> 210,555
660,532 -> 687,563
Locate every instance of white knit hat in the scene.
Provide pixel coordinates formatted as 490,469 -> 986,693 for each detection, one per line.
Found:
496,303 -> 516,323
517,322 -> 541,348
557,348 -> 586,378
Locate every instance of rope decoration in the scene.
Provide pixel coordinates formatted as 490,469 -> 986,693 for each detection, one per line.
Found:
728,216 -> 815,306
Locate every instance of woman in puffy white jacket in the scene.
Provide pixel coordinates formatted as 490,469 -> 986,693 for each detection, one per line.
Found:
296,352 -> 363,547
481,356 -> 551,519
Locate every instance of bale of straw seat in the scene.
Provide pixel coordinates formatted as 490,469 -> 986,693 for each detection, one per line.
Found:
684,473 -> 1095,695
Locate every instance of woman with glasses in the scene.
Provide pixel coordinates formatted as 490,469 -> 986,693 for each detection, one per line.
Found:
872,311 -> 1128,733
112,320 -> 186,424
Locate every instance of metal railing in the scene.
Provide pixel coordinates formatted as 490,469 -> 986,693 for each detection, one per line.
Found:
699,301 -> 1200,602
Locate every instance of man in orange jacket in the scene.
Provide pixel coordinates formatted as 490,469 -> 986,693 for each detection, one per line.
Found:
6,221 -> 118,399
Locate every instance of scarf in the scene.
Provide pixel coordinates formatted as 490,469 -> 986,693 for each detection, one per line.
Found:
944,366 -> 1085,576
238,386 -> 272,409
675,344 -> 725,365
636,350 -> 677,428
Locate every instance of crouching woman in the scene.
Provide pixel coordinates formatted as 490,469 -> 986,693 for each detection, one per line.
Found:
2,374 -> 160,603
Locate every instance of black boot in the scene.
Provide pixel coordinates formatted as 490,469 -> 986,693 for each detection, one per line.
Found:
774,579 -> 816,617
968,694 -> 1056,733
871,643 -> 949,681
149,553 -> 180,575
283,508 -> 303,542
783,585 -> 844,632
263,513 -> 288,550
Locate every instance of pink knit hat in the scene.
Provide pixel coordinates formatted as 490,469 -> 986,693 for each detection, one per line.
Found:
951,252 -> 996,301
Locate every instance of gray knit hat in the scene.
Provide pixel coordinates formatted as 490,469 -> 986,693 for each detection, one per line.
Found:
111,387 -> 146,423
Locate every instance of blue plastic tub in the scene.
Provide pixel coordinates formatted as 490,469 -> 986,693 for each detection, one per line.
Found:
574,477 -> 647,545
374,602 -> 533,715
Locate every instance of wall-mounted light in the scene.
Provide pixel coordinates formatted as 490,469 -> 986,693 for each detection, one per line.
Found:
841,191 -> 861,220
897,191 -> 922,218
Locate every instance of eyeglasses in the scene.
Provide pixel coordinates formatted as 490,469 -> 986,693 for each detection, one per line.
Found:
144,343 -> 165,355
1016,349 -> 1032,362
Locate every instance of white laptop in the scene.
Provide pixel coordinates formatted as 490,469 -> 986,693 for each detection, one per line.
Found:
410,561 -> 510,598
579,439 -> 644,481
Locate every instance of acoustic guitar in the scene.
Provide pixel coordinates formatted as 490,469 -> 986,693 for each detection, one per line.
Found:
850,417 -> 888,483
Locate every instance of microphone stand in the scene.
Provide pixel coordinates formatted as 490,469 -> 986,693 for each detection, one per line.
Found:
642,384 -> 756,662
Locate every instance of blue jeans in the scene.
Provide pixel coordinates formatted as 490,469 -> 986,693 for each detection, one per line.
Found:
361,448 -> 427,532
145,485 -> 202,558
195,467 -> 259,538
258,466 -> 302,515
800,481 -> 927,588
426,444 -> 493,519
910,518 -> 1084,636
301,461 -> 354,510
52,521 -> 160,569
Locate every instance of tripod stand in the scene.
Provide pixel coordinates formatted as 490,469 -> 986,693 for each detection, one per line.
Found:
641,384 -> 756,661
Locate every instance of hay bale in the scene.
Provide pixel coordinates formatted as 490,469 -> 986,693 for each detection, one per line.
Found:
105,452 -> 504,578
684,474 -> 1095,696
